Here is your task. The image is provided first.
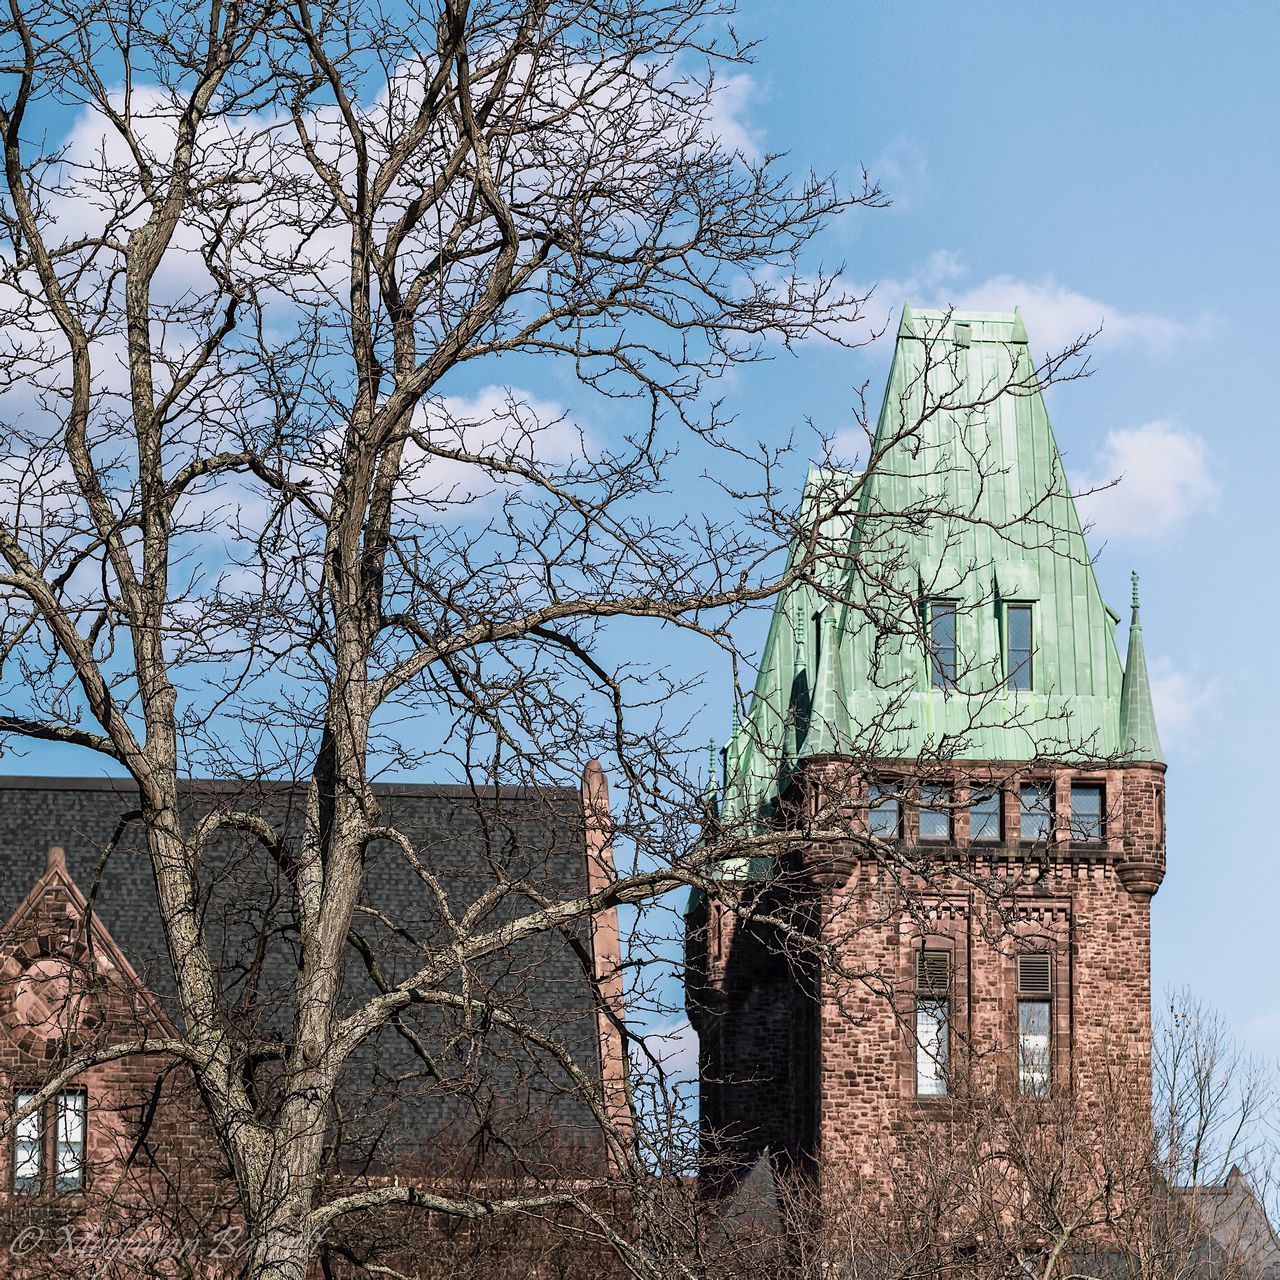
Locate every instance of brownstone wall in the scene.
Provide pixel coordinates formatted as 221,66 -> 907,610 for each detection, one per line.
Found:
692,759 -> 1166,1202
0,853 -> 236,1274
687,891 -> 818,1185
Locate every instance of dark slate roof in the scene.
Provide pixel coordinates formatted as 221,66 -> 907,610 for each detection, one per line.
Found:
0,775 -> 609,1176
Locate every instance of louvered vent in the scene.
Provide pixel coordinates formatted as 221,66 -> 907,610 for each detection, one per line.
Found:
917,949 -> 951,994
1017,952 -> 1052,996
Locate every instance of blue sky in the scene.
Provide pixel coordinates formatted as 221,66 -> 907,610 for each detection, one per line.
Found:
683,0 -> 1280,1066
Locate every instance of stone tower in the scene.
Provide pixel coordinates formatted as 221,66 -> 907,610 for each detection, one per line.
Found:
685,308 -> 1165,1196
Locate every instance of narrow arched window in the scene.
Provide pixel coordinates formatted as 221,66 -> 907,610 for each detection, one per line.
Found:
916,949 -> 951,1096
1017,954 -> 1052,1098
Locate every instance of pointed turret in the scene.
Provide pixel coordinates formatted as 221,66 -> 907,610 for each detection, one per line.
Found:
720,308 -> 1133,828
1119,571 -> 1164,764
701,738 -> 720,823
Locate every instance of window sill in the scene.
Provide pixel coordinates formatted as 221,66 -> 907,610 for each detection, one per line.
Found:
905,1092 -> 955,1111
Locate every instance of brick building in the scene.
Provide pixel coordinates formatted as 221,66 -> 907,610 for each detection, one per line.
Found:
0,766 -> 627,1270
686,308 -> 1167,1197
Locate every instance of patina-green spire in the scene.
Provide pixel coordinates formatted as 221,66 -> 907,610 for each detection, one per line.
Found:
702,737 -> 720,819
720,308 -> 1136,828
1119,571 -> 1164,764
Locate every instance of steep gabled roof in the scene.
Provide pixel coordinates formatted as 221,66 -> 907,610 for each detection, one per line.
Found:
0,775 -> 613,1170
720,307 -> 1160,827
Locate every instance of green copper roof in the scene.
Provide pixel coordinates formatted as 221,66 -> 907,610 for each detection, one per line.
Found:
1119,573 -> 1164,764
719,307 -> 1162,827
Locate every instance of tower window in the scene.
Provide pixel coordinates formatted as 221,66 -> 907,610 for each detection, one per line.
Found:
969,788 -> 1003,842
928,600 -> 957,690
868,782 -> 901,839
1019,782 -> 1054,843
916,949 -> 951,1097
55,1091 -> 86,1193
1017,954 -> 1053,1098
919,784 -> 952,842
1070,783 -> 1105,843
12,1089 -> 86,1194
1005,603 -> 1033,691
13,1092 -> 41,1192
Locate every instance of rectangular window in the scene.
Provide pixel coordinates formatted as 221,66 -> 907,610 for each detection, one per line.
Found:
1019,782 -> 1053,843
54,1091 -> 86,1193
868,782 -> 901,839
1017,953 -> 1053,1098
13,1091 -> 42,1193
928,600 -> 957,690
969,788 -> 1002,843
12,1090 -> 86,1194
919,784 -> 952,842
916,950 -> 951,1097
1006,604 -> 1033,691
1070,782 -> 1105,843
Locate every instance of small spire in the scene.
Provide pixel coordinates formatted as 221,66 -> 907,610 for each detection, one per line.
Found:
1119,571 -> 1163,765
720,710 -> 742,807
702,738 -> 720,823
46,845 -> 66,874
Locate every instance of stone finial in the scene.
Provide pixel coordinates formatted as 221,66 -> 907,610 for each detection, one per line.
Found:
46,845 -> 66,874
1131,569 -> 1141,619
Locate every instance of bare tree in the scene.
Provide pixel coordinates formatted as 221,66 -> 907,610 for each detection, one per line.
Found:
684,1002 -> 1280,1280
0,1 -> 1099,1276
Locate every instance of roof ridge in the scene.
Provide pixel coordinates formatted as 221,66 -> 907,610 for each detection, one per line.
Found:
0,775 -> 578,798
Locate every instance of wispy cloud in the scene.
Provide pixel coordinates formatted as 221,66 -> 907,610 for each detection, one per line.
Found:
1148,656 -> 1219,750
1242,1010 -> 1280,1058
867,252 -> 1214,355
705,72 -> 763,161
873,135 -> 929,211
635,1016 -> 700,1082
1077,421 -> 1218,543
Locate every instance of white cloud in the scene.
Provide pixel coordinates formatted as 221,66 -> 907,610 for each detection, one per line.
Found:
402,386 -> 589,508
873,136 -> 929,211
637,1016 -> 700,1082
866,252 -> 1213,355
705,72 -> 762,160
1148,656 -> 1218,749
1076,421 -> 1218,542
948,275 -> 1208,355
